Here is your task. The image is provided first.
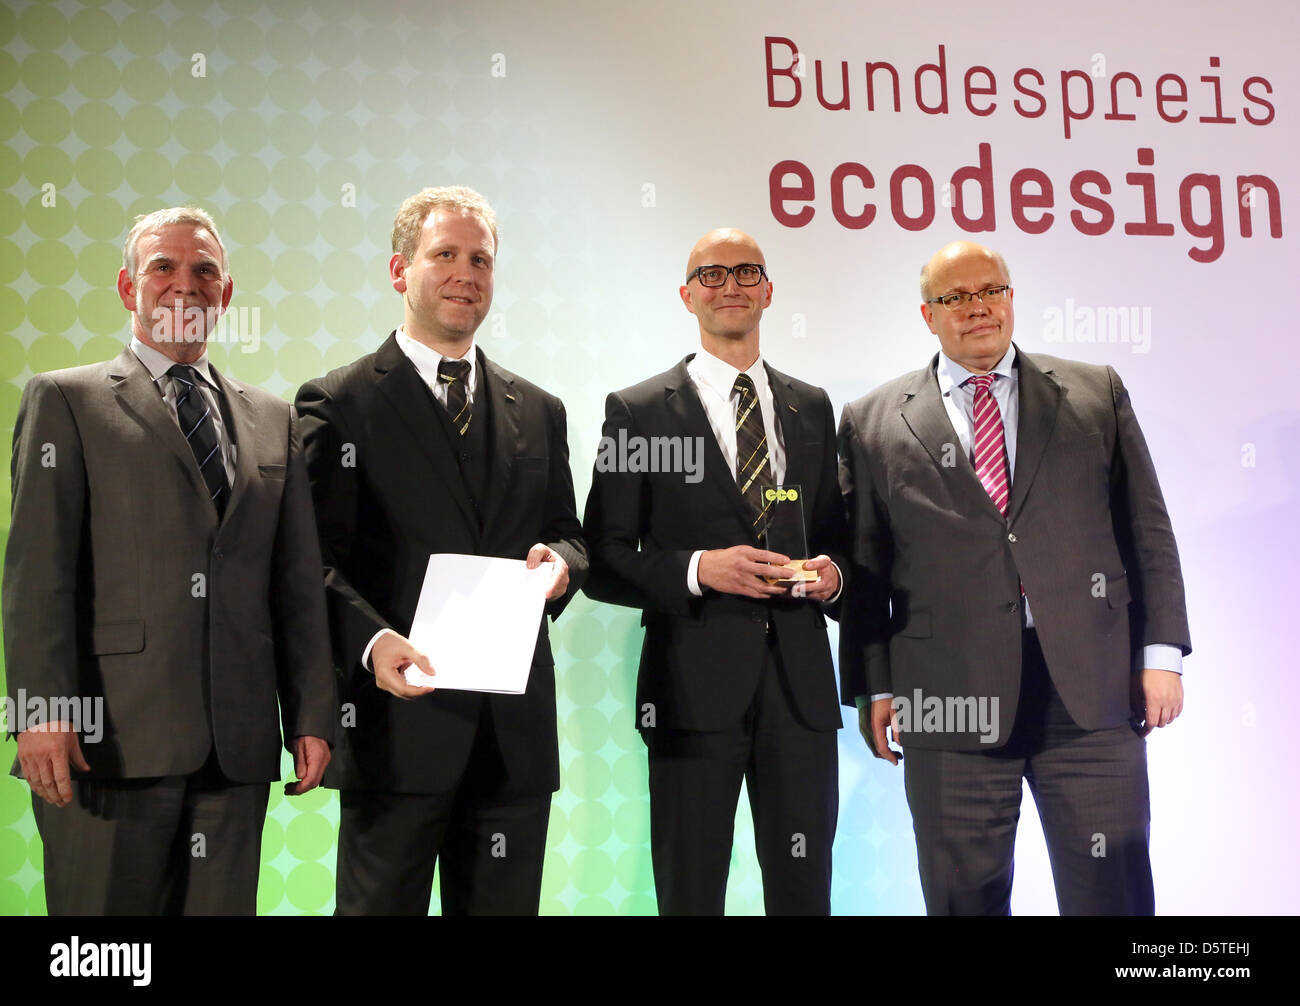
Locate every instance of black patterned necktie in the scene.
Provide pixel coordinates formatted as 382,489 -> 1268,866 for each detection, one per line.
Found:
167,364 -> 229,516
732,372 -> 775,542
437,359 -> 472,435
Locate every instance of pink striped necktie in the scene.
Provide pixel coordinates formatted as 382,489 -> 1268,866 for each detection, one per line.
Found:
967,373 -> 1010,516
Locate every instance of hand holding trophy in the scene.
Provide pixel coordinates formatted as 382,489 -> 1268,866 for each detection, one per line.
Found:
762,484 -> 817,584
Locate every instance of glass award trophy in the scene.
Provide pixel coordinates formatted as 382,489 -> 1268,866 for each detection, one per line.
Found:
763,483 -> 817,583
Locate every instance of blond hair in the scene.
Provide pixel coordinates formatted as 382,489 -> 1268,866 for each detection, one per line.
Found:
123,206 -> 226,277
391,186 -> 498,261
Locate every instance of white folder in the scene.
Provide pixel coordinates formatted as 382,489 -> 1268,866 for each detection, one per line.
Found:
402,553 -> 551,694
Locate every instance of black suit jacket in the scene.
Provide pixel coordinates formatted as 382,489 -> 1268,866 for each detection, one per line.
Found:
294,335 -> 586,795
582,355 -> 849,733
837,346 -> 1192,750
3,346 -> 336,781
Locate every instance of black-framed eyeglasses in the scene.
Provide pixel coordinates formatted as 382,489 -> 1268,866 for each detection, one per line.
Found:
925,285 -> 1011,310
686,263 -> 768,288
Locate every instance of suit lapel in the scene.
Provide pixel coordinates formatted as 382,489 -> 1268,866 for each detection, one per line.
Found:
667,356 -> 759,543
764,363 -> 815,496
108,347 -> 214,508
1007,347 -> 1063,525
899,355 -> 1006,523
373,333 -> 480,537
478,349 -> 519,533
210,365 -> 258,524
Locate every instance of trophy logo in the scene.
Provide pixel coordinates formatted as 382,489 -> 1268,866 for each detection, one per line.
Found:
763,483 -> 816,583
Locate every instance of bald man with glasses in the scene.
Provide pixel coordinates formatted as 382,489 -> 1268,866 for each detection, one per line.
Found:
837,240 -> 1190,915
583,228 -> 850,915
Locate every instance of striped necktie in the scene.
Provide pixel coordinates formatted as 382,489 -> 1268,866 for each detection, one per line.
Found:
966,372 -> 1009,516
438,359 -> 472,435
167,364 -> 229,516
732,372 -> 775,541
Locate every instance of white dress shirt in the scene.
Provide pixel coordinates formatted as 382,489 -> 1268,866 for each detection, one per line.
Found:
683,348 -> 839,601
130,336 -> 236,484
361,330 -> 478,670
396,326 -> 477,411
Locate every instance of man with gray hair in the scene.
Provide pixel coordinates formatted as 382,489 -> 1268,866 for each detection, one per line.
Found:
3,206 -> 336,914
296,185 -> 586,915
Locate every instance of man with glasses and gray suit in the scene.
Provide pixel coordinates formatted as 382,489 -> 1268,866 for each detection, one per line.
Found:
837,240 -> 1190,915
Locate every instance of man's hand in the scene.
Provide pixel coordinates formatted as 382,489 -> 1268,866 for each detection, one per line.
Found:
17,721 -> 90,807
796,555 -> 840,602
370,631 -> 436,699
858,697 -> 901,766
697,546 -> 792,599
286,736 -> 331,795
527,542 -> 570,600
1131,668 -> 1183,736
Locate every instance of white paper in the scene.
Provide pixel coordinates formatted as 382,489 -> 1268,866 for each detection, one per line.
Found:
402,553 -> 552,693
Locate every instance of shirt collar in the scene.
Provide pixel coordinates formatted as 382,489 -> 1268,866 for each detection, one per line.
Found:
396,326 -> 477,387
936,343 -> 1017,397
691,345 -> 768,400
129,335 -> 217,388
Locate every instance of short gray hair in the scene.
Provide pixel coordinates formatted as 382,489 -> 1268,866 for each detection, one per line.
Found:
123,206 -> 226,277
391,186 -> 498,261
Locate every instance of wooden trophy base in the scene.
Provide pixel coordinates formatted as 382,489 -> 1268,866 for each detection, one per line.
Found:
764,560 -> 820,585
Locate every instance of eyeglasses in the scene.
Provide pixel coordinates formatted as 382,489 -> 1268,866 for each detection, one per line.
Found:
926,285 -> 1012,310
686,263 -> 768,287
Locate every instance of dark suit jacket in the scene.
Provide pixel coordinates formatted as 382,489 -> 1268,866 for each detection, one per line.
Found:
837,346 -> 1191,750
2,346 -> 336,781
582,355 -> 849,733
294,334 -> 587,796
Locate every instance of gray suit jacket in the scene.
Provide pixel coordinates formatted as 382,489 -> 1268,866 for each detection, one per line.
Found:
3,345 -> 336,780
837,346 -> 1191,750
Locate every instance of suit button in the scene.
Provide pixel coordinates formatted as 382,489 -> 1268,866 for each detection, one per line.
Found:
1005,601 -> 1018,613
213,547 -> 223,560
1007,532 -> 1017,543
461,452 -> 471,462
751,610 -> 765,624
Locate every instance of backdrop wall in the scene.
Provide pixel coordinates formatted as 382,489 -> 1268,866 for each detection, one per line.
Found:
1,0 -> 1295,914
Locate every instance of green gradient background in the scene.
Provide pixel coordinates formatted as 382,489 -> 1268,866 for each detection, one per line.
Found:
0,0 -> 791,915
